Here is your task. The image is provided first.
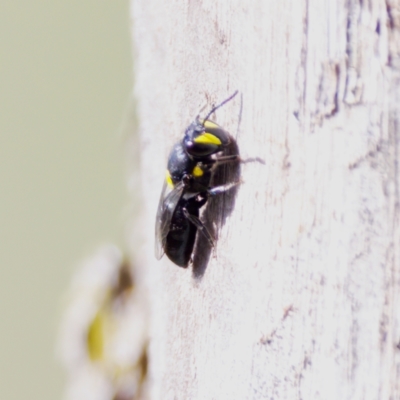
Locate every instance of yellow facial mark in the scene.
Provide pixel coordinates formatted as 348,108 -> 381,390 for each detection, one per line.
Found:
166,170 -> 174,188
194,132 -> 221,145
203,120 -> 219,129
192,165 -> 204,177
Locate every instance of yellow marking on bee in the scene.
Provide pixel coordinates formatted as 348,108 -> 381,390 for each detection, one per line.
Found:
203,120 -> 219,129
194,132 -> 221,145
166,170 -> 174,188
192,165 -> 204,177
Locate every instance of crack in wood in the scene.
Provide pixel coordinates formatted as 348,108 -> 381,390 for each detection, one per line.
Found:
259,305 -> 294,345
312,62 -> 341,126
344,0 -> 363,105
348,140 -> 383,170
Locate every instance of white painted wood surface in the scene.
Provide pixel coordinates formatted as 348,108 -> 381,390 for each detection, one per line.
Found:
131,1 -> 400,398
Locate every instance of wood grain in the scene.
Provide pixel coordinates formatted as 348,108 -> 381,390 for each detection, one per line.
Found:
131,1 -> 400,398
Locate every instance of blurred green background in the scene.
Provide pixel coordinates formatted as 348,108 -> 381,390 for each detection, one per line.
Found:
0,1 -> 132,399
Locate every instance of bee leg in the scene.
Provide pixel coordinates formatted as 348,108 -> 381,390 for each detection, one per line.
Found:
182,208 -> 214,246
214,154 -> 240,164
201,154 -> 239,167
208,181 -> 241,196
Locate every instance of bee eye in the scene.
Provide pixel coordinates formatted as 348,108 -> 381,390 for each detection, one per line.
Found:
187,144 -> 219,157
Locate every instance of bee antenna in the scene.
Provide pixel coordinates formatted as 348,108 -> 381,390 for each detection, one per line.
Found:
202,90 -> 239,125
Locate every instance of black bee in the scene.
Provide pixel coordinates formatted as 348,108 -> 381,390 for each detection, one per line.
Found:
155,91 -> 239,267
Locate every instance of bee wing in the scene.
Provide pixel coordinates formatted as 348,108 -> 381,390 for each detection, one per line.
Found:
154,180 -> 185,260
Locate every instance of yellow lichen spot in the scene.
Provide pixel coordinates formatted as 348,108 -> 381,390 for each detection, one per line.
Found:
194,133 -> 221,145
166,170 -> 174,188
192,165 -> 204,177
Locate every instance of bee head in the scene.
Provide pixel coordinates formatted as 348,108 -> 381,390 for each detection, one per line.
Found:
183,91 -> 238,158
